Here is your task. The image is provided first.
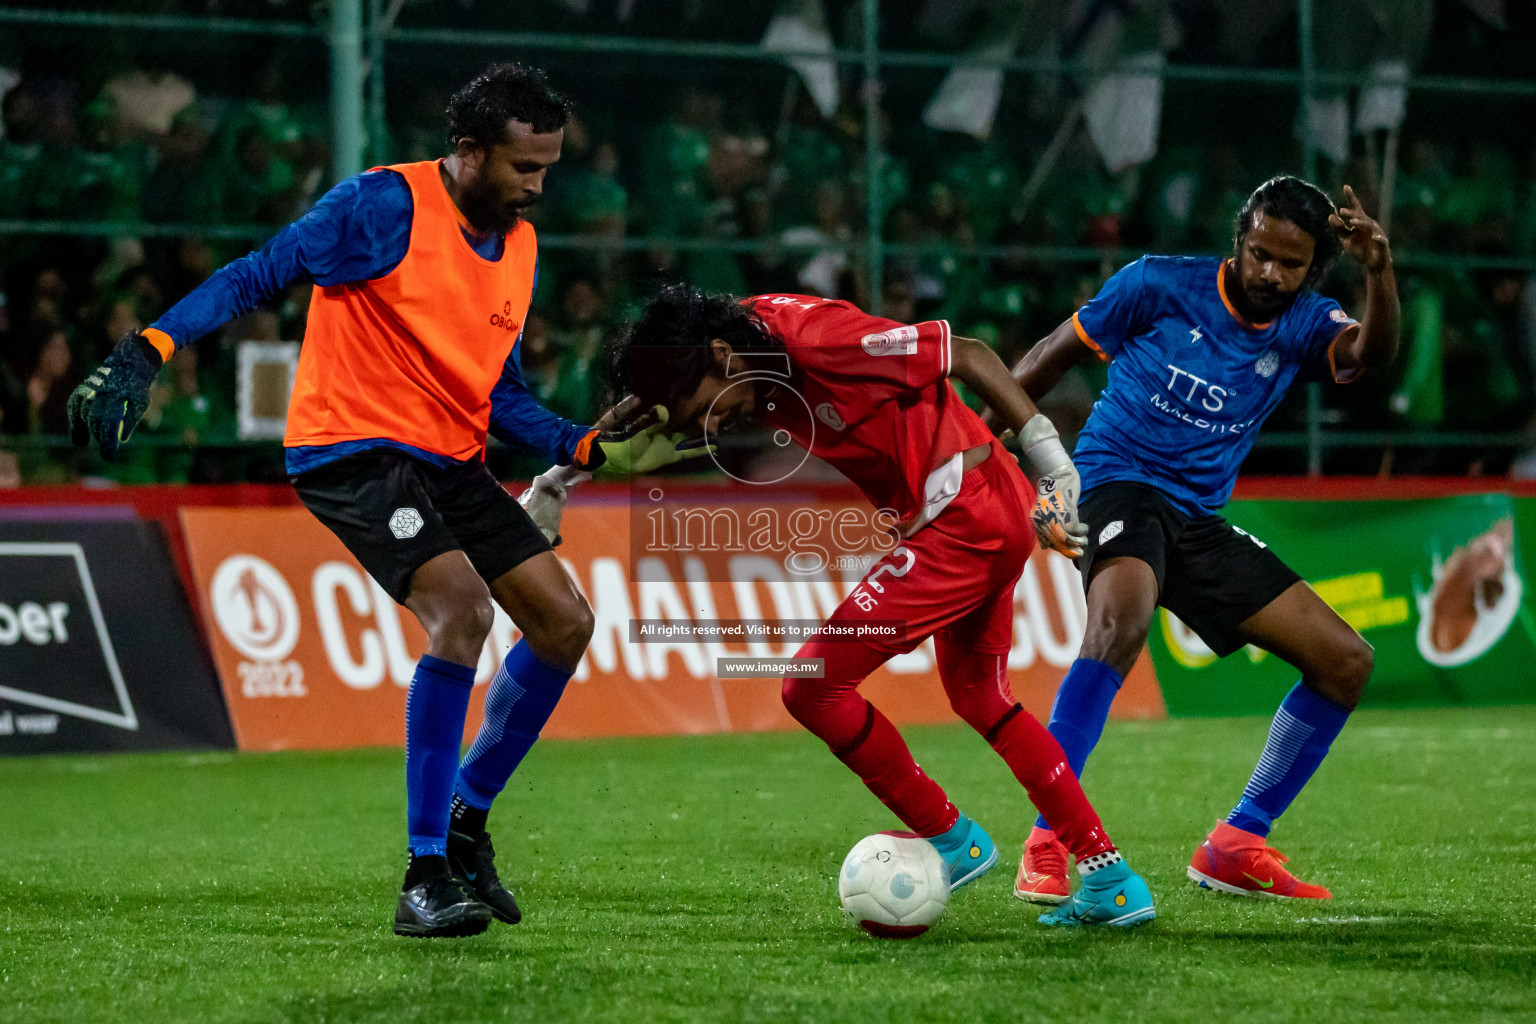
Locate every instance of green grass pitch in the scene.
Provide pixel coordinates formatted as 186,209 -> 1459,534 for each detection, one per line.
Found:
4,706 -> 1535,1023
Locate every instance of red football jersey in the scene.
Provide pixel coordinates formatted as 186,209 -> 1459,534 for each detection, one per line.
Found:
747,294 -> 997,527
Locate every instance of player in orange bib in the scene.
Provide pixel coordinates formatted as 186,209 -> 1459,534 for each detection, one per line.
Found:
68,65 -> 706,938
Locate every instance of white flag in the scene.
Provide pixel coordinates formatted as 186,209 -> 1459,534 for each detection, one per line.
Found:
922,36 -> 1015,139
1083,51 -> 1165,173
762,0 -> 839,118
1356,60 -> 1409,134
1294,93 -> 1350,165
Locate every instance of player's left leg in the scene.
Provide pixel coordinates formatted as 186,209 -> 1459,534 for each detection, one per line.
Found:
454,551 -> 592,816
1187,580 -> 1370,899
932,452 -> 1153,924
784,630 -> 986,884
442,551 -> 593,924
1170,522 -> 1373,899
786,446 -> 1032,889
427,465 -> 595,924
934,632 -> 1154,926
783,482 -> 1014,893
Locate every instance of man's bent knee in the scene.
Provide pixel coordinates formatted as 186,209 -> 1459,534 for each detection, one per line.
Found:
521,596 -> 594,672
946,689 -> 1012,737
569,601 -> 595,651
781,675 -> 814,723
426,592 -> 494,666
783,669 -> 845,727
1311,634 -> 1373,709
1078,610 -> 1151,676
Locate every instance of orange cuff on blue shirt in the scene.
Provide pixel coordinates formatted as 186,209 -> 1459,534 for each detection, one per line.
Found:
1327,325 -> 1362,384
572,428 -> 601,468
142,327 -> 175,364
1071,312 -> 1109,362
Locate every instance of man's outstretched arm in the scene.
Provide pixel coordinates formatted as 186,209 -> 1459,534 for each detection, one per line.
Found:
950,333 -> 1089,557
951,333 -> 1045,436
978,317 -> 1094,433
1328,184 -> 1400,377
69,171 -> 412,459
153,170 -> 411,353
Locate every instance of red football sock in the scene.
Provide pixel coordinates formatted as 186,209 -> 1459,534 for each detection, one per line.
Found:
985,706 -> 1115,859
784,634 -> 956,838
832,702 -> 957,838
934,639 -> 1115,859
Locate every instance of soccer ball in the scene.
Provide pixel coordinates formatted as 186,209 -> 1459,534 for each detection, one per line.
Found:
838,832 -> 950,938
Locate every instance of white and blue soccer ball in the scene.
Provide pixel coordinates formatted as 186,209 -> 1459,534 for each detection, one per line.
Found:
838,832 -> 950,938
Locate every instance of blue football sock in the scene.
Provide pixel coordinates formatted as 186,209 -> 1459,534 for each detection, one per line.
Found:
453,641 -> 571,811
405,655 -> 476,857
1227,682 -> 1352,837
1035,658 -> 1123,831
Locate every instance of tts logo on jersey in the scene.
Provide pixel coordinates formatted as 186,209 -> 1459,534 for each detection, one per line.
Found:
1165,364 -> 1229,412
489,301 -> 521,333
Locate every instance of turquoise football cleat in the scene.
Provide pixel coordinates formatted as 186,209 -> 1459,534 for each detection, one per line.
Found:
1037,860 -> 1156,927
917,813 -> 998,891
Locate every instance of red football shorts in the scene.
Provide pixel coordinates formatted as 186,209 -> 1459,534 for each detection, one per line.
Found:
821,439 -> 1035,654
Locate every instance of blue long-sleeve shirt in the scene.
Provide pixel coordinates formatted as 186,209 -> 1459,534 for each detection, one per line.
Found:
151,167 -> 593,475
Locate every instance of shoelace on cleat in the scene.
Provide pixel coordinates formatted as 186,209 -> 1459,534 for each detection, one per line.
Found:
1239,844 -> 1297,887
424,874 -> 477,904
465,834 -> 502,886
1027,839 -> 1068,880
1257,846 -> 1293,875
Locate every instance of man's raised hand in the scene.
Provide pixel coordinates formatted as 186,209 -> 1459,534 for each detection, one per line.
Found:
1331,184 -> 1391,273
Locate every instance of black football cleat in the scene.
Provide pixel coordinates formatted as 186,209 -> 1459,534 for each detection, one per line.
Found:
448,829 -> 523,925
393,858 -> 493,938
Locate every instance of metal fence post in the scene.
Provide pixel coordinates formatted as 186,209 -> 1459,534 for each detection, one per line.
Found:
863,0 -> 883,315
331,0 -> 366,183
367,0 -> 388,166
1298,0 -> 1324,476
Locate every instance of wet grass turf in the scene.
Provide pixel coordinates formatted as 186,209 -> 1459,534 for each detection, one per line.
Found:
3,706 -> 1534,1023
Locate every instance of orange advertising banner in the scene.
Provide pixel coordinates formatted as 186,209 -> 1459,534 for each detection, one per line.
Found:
180,502 -> 1163,752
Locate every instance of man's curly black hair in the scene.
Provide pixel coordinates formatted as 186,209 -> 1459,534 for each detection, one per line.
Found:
446,63 -> 572,149
610,285 -> 778,411
1232,175 -> 1342,289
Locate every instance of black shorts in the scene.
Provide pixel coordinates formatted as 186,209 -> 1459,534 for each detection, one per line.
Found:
1076,481 -> 1301,657
291,448 -> 550,604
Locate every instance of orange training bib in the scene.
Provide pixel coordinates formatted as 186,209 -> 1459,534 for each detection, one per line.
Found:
285,159 -> 538,461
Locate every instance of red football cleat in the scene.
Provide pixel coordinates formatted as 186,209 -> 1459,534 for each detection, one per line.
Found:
1013,825 -> 1071,904
1188,821 -> 1333,899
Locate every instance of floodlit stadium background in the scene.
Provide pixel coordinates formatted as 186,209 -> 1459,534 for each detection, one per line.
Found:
4,6 -> 1536,1022
1,0 -> 1533,487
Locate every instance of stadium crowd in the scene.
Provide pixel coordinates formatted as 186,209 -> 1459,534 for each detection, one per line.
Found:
1,0 -> 1534,484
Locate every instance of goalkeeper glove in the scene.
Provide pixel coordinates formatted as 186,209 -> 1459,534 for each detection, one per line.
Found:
67,332 -> 164,461
518,464 -> 591,546
578,405 -> 715,479
1016,413 -> 1089,558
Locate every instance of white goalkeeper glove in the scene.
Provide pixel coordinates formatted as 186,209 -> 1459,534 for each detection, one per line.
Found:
1015,413 -> 1089,558
519,464 -> 590,546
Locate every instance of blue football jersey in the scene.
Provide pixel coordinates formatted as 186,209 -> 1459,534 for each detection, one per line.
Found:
1071,256 -> 1357,517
